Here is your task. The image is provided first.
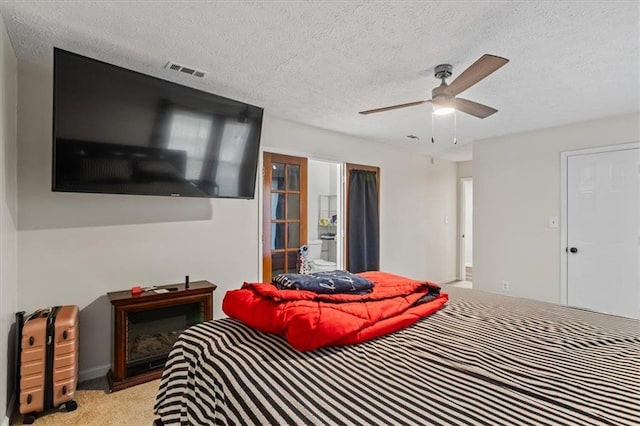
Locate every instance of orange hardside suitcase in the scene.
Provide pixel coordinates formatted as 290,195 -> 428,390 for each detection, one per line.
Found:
17,306 -> 79,424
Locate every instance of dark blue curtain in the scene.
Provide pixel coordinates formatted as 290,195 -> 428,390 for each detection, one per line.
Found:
348,170 -> 379,273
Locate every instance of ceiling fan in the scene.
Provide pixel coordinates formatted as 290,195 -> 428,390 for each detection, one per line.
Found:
359,54 -> 509,119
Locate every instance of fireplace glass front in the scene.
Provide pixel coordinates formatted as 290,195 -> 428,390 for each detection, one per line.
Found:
126,302 -> 204,377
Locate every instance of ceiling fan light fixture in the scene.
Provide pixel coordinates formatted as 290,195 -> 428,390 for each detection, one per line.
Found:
433,106 -> 455,116
432,89 -> 455,116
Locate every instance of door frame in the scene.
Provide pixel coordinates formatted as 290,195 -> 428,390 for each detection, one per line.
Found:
560,142 -> 639,304
257,148 -> 346,282
458,177 -> 472,281
261,152 -> 308,282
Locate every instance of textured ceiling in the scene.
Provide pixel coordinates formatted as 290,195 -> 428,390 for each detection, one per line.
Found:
0,1 -> 638,160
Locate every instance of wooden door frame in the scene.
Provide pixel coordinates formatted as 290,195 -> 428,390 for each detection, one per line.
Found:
345,163 -> 380,271
559,142 -> 639,305
262,152 -> 308,282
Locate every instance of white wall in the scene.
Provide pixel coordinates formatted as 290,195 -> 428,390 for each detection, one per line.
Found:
16,60 -> 459,379
474,113 -> 640,303
261,122 -> 458,283
0,14 -> 18,423
457,160 -> 472,179
422,158 -> 458,284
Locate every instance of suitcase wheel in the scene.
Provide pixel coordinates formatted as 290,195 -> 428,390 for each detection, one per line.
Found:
22,414 -> 36,424
63,400 -> 78,412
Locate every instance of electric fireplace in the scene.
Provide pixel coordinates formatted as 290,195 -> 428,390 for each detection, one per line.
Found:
107,281 -> 216,391
126,302 -> 203,376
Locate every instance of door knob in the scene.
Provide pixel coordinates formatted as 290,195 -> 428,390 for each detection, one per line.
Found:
569,247 -> 578,253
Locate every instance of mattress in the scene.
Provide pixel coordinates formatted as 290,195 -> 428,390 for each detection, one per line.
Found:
154,286 -> 640,425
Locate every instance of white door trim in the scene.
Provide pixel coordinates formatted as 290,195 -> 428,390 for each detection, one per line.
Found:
560,142 -> 639,304
459,177 -> 472,281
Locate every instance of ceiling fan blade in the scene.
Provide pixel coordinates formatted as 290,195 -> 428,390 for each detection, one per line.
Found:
359,100 -> 430,115
456,98 -> 498,119
445,54 -> 509,96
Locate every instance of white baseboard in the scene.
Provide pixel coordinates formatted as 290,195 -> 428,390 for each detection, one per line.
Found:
79,363 -> 110,382
436,277 -> 458,285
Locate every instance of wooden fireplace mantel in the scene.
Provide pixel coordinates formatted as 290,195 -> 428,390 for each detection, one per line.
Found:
106,280 -> 216,392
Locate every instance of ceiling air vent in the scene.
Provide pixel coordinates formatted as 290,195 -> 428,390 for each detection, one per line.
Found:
165,61 -> 208,78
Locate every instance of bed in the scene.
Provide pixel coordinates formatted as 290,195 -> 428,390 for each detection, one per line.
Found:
154,286 -> 640,425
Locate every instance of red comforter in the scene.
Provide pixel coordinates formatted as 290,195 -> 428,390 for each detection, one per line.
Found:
222,271 -> 448,351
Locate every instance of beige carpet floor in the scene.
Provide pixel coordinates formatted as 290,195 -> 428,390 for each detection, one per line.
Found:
446,280 -> 472,289
14,379 -> 158,425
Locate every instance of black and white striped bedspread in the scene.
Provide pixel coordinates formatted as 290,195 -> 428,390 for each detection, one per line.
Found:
154,287 -> 640,425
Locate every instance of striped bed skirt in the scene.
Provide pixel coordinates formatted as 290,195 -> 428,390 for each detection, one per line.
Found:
154,286 -> 640,425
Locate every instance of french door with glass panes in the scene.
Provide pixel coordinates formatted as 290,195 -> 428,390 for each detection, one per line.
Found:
262,153 -> 307,282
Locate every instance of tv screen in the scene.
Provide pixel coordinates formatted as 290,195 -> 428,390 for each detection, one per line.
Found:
53,48 -> 264,198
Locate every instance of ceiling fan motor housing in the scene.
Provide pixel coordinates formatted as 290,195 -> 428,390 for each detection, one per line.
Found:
434,64 -> 453,80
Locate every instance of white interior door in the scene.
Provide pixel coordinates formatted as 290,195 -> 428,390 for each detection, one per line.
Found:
567,147 -> 640,319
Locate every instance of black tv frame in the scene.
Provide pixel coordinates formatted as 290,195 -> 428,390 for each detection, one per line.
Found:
52,48 -> 264,199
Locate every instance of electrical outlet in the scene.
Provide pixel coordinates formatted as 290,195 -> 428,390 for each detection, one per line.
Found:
502,280 -> 510,291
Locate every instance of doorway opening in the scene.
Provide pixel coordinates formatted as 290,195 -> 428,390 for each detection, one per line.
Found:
459,178 -> 473,286
260,154 -> 374,281
307,159 -> 343,273
345,163 -> 380,273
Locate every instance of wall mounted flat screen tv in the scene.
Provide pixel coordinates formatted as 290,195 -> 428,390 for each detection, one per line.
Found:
53,48 -> 264,198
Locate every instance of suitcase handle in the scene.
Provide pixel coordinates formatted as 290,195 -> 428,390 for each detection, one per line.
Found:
26,309 -> 44,321
27,308 -> 52,321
